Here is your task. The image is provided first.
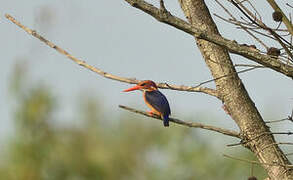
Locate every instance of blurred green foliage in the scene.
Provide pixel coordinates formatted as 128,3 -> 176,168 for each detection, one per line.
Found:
0,64 -> 266,180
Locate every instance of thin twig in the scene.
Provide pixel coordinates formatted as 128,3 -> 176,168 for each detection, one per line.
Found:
271,132 -> 293,135
214,13 -> 268,50
227,131 -> 293,147
159,0 -> 167,12
214,0 -> 268,49
265,108 -> 293,123
234,64 -> 265,68
226,141 -> 244,147
265,118 -> 289,124
250,163 -> 254,177
256,142 -> 293,155
287,3 -> 293,9
192,66 -> 262,88
223,154 -> 293,168
119,105 -> 241,138
4,14 -> 219,98
246,0 -> 262,21
243,26 -> 278,41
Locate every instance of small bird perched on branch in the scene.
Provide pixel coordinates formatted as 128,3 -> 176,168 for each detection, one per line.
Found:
123,80 -> 171,127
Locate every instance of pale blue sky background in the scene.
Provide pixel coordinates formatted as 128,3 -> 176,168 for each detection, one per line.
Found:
1,0 -> 293,155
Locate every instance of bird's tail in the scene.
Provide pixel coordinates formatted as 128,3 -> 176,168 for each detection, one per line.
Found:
163,114 -> 169,127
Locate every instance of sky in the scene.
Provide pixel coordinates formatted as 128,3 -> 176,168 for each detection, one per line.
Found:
1,0 -> 293,150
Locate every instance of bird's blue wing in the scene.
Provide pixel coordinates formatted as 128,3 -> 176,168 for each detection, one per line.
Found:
145,90 -> 171,117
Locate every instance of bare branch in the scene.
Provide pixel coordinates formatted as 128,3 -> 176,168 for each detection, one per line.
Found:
119,105 -> 241,138
158,83 -> 219,97
223,154 -> 293,168
214,0 -> 269,49
193,66 -> 263,88
265,118 -> 291,124
227,131 -> 293,147
287,3 -> 293,9
122,1 -> 293,79
257,142 -> 293,155
234,64 -> 265,68
4,14 -> 218,97
265,110 -> 293,124
214,13 -> 268,50
246,0 -> 262,21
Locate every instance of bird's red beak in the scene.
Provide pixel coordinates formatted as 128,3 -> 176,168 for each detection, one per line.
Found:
123,85 -> 142,92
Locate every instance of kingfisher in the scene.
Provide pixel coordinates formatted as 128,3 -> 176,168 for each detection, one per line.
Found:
123,80 -> 171,127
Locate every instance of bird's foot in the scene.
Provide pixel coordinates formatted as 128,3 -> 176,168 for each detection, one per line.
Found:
148,111 -> 155,116
148,111 -> 160,117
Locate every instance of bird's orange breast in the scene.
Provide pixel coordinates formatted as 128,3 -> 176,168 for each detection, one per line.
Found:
143,93 -> 162,116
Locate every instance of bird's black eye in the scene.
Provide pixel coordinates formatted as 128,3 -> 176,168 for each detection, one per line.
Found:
140,83 -> 146,86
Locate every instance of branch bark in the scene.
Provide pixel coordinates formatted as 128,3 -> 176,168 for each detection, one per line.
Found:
177,0 -> 293,179
124,0 -> 293,79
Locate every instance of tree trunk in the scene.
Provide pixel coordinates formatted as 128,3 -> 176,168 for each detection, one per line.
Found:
178,0 -> 293,179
